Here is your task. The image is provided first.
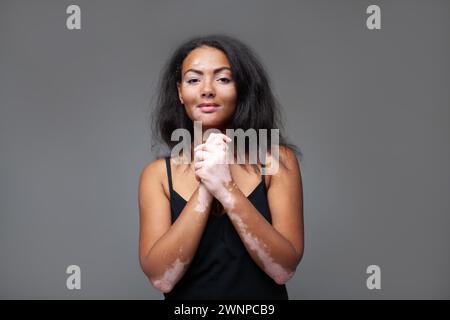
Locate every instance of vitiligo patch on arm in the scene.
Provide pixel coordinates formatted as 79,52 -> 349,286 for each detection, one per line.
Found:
152,256 -> 189,293
228,211 -> 294,285
194,184 -> 211,214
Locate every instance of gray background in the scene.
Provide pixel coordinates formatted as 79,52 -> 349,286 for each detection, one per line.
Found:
1,0 -> 449,299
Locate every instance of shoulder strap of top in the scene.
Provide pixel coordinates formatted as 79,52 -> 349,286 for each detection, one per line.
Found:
260,163 -> 269,192
165,157 -> 173,194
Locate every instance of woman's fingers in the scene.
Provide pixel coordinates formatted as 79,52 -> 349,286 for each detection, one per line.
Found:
205,133 -> 231,146
223,135 -> 232,143
194,160 -> 203,170
194,143 -> 207,152
195,134 -> 230,152
194,162 -> 205,182
194,149 -> 210,162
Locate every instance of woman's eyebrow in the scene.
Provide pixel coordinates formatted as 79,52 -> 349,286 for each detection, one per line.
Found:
183,67 -> 231,76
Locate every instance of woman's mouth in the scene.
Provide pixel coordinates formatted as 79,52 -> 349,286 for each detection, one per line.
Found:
198,103 -> 221,113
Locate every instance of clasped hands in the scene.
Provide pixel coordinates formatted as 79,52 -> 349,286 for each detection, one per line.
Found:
193,133 -> 235,202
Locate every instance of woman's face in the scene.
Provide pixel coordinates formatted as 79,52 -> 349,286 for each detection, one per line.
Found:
177,46 -> 237,131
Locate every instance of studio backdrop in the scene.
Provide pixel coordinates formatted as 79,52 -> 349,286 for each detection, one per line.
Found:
1,0 -> 449,299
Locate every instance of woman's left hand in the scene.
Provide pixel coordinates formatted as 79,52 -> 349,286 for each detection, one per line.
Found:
194,133 -> 233,201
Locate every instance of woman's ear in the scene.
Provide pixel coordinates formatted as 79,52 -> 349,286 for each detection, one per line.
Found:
177,82 -> 184,104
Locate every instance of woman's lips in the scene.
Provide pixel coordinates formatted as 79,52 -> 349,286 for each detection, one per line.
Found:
198,104 -> 220,113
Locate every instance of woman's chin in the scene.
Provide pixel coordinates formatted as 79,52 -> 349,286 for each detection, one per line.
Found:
192,115 -> 224,128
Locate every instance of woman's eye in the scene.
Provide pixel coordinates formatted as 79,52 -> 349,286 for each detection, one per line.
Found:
218,78 -> 231,83
187,79 -> 199,84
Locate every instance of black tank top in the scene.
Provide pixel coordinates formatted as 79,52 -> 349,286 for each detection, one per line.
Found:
164,157 -> 289,300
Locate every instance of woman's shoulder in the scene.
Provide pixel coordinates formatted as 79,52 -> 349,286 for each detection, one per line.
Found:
141,157 -> 167,174
139,157 -> 168,188
267,145 -> 300,172
139,157 -> 171,201
278,144 -> 297,159
262,145 -> 300,190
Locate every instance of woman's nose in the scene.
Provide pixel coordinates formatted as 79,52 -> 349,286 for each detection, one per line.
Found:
201,91 -> 215,98
200,81 -> 215,98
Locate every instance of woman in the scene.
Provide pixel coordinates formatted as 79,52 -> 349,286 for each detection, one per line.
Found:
138,34 -> 304,300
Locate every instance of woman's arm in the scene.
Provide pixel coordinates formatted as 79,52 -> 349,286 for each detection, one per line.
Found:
138,159 -> 213,293
219,147 -> 304,284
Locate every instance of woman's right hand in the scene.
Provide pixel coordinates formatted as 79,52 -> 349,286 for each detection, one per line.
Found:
193,133 -> 233,200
